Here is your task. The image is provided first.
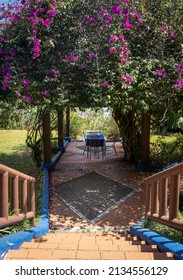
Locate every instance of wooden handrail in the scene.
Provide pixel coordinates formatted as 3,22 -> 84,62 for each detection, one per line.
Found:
144,162 -> 183,231
0,163 -> 35,229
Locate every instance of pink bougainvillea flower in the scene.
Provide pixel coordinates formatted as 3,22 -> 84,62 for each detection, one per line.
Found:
85,16 -> 93,22
33,38 -> 41,58
108,46 -> 116,53
23,79 -> 30,90
124,20 -> 133,29
99,9 -> 107,16
42,18 -> 52,27
46,9 -> 57,17
110,5 -> 122,15
70,52 -> 79,62
121,74 -> 133,83
2,81 -> 9,90
103,81 -> 110,87
6,72 -> 12,80
156,68 -> 166,80
160,25 -> 167,31
41,90 -> 49,96
104,16 -> 112,25
118,35 -> 125,42
120,0 -> 129,2
177,63 -> 183,73
169,30 -> 175,38
55,70 -> 60,75
27,17 -> 39,24
24,96 -> 32,102
174,79 -> 183,90
78,64 -> 84,69
109,35 -> 118,42
16,92 -> 21,97
88,52 -> 95,59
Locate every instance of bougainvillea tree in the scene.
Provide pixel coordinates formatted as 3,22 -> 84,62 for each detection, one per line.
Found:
0,0 -> 182,162
63,0 -> 183,161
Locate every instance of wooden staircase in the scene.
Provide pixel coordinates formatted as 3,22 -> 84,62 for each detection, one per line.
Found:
4,231 -> 174,260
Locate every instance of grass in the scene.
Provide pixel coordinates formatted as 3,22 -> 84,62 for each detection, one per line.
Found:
150,134 -> 178,144
143,218 -> 183,243
0,130 -> 43,235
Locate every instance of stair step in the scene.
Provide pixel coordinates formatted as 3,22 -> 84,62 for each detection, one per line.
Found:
4,232 -> 175,260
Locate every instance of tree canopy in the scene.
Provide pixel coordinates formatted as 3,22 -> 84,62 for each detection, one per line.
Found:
0,0 -> 182,161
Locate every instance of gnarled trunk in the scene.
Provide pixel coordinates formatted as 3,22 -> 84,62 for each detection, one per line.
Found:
113,109 -> 141,162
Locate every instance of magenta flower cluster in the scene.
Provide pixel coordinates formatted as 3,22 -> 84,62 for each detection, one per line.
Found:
121,74 -> 133,83
63,53 -> 79,63
33,38 -> 41,58
156,68 -> 167,80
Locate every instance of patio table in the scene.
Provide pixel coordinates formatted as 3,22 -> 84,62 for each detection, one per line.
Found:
83,131 -> 106,158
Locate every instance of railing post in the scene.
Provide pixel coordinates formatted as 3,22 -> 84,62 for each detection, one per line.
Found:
0,174 -> 2,217
145,183 -> 151,215
13,175 -> 19,216
30,180 -> 35,226
22,179 -> 27,215
169,175 -> 180,220
1,172 -> 9,218
151,181 -> 159,215
159,178 -> 168,218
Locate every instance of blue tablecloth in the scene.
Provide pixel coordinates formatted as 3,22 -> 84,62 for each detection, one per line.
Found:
85,134 -> 105,147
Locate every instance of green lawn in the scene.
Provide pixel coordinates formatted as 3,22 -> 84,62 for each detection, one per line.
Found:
150,134 -> 178,144
0,130 -> 34,174
0,130 -> 27,153
0,129 -> 42,218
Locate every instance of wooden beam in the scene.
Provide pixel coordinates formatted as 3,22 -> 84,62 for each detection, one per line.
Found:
42,111 -> 51,164
66,107 -> 70,137
58,108 -> 64,147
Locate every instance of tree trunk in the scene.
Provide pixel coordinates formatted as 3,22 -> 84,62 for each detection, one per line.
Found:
42,111 -> 51,165
113,109 -> 141,162
140,113 -> 150,164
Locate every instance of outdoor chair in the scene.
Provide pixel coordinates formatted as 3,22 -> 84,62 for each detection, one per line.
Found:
104,137 -> 123,154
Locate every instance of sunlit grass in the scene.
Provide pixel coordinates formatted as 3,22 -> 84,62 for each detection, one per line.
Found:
0,130 -> 42,235
0,130 -> 27,154
150,134 -> 178,144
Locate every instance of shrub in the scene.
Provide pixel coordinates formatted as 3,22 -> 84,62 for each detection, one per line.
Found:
150,134 -> 183,168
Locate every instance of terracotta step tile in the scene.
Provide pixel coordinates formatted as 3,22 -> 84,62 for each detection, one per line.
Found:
125,252 -> 152,260
78,241 -> 98,251
52,250 -> 77,259
33,236 -> 63,243
98,242 -> 119,251
21,242 -> 39,249
5,249 -> 28,259
58,243 -> 79,250
26,249 -> 53,260
118,243 -> 140,251
101,251 -> 126,260
112,239 -> 131,246
76,250 -> 101,260
38,242 -> 59,249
